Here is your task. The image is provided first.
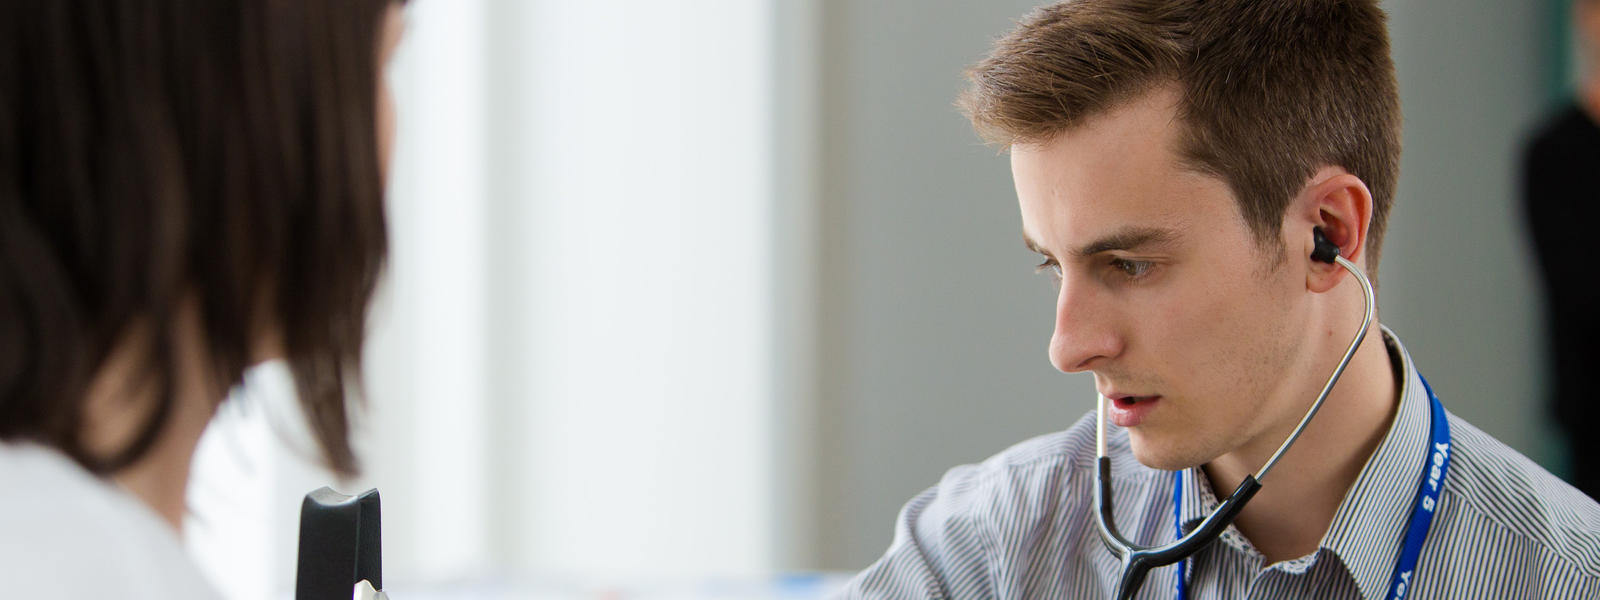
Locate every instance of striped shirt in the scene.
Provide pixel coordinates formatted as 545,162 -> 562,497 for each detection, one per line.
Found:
835,330 -> 1600,599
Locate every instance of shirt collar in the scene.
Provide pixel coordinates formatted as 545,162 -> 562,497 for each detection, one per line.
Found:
1174,326 -> 1426,600
1322,326 -> 1428,600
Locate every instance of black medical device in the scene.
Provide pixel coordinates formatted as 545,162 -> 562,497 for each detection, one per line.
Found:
295,487 -> 386,600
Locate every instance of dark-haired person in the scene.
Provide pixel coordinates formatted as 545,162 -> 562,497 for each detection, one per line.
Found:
0,1 -> 406,597
838,1 -> 1600,598
1523,0 -> 1600,502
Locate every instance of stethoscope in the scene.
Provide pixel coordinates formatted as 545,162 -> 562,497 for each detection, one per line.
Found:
1092,228 -> 1377,600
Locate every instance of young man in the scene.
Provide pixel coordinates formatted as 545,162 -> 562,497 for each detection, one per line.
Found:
838,1 -> 1600,598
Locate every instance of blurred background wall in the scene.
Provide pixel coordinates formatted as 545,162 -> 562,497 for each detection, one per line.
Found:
185,0 -> 1575,595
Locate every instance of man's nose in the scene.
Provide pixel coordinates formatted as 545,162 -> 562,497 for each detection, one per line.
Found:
1047,278 -> 1121,373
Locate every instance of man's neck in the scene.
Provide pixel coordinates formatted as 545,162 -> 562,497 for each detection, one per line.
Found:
1200,325 -> 1400,564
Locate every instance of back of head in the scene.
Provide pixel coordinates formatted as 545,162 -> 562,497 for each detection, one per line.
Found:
960,0 -> 1401,274
0,0 -> 395,475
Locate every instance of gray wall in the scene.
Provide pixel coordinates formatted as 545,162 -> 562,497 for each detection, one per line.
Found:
801,0 -> 1556,570
1382,2 -> 1551,467
809,0 -> 1075,571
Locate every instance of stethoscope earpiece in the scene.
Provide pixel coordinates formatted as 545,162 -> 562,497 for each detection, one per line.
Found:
1311,227 -> 1341,264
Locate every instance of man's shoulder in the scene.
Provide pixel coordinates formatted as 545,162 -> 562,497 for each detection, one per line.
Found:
905,409 -> 1168,543
930,411 -> 1104,500
981,411 -> 1101,469
1439,413 -> 1600,579
835,412 -> 1118,599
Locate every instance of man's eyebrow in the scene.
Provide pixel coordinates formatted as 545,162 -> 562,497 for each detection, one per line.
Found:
1023,234 -> 1048,256
1072,226 -> 1177,258
1022,226 -> 1179,259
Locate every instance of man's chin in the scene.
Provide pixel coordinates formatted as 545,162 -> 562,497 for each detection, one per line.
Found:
1126,432 -> 1207,472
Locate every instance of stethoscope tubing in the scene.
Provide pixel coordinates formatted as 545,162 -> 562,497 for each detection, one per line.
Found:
1094,254 -> 1376,600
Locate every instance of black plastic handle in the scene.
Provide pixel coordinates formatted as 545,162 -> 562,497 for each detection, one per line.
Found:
1096,457 -> 1262,600
295,487 -> 383,600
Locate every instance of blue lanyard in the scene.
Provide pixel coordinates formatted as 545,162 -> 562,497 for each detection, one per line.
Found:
1172,375 -> 1451,599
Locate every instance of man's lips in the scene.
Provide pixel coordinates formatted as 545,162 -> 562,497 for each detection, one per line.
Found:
1105,395 -> 1162,427
1100,389 -> 1158,403
1112,395 -> 1157,408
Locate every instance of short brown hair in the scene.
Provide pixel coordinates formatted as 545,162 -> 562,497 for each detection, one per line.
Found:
0,0 -> 397,476
960,0 -> 1401,273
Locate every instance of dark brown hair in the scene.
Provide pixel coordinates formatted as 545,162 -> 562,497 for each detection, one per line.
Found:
0,0 -> 397,476
960,0 -> 1401,274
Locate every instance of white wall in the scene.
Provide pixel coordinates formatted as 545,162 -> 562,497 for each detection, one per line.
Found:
190,0 -> 782,595
371,0 -> 783,578
482,0 -> 777,578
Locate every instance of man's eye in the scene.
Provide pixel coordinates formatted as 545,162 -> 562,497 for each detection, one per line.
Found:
1035,258 -> 1062,279
1110,258 -> 1153,279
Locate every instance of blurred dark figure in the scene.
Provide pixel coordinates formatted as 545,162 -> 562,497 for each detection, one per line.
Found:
1521,0 -> 1600,500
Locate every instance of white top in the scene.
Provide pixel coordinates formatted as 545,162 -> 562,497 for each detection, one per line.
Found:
0,441 -> 221,599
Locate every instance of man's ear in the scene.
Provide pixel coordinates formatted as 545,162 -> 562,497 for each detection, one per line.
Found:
1295,167 -> 1373,294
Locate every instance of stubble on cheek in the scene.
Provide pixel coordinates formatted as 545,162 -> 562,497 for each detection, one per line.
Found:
1202,265 -> 1303,466
1128,261 -> 1300,471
